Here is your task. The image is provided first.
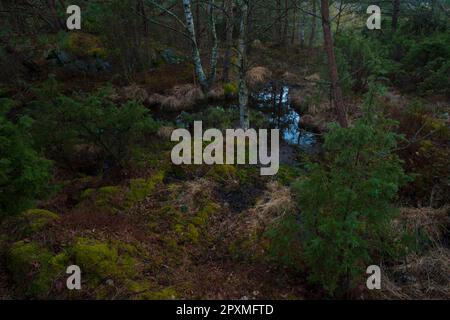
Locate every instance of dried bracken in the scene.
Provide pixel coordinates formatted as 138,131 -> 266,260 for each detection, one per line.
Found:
376,247 -> 450,299
246,66 -> 272,88
235,181 -> 295,237
121,84 -> 149,104
146,93 -> 165,106
281,71 -> 300,84
156,126 -> 175,140
398,207 -> 449,244
148,84 -> 205,111
206,86 -> 225,100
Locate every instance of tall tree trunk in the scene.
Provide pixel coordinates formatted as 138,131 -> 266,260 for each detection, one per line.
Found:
139,0 -> 149,37
282,0 -> 289,45
237,0 -> 249,129
222,0 -> 234,83
275,0 -> 282,42
392,0 -> 400,31
320,0 -> 348,127
335,1 -> 343,37
308,0 -> 317,48
182,0 -> 209,92
196,1 -> 201,48
291,5 -> 297,45
207,0 -> 219,87
299,20 -> 305,48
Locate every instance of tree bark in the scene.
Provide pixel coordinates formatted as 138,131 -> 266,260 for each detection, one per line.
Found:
182,0 -> 209,92
309,0 -> 317,48
320,0 -> 348,127
392,0 -> 400,31
222,0 -> 234,83
207,0 -> 219,87
237,0 -> 249,129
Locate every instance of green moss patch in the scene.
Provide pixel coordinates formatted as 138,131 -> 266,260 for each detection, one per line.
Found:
72,238 -> 138,283
126,170 -> 165,206
7,241 -> 66,298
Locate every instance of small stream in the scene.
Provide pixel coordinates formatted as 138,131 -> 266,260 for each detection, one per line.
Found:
169,83 -> 319,160
253,84 -> 317,151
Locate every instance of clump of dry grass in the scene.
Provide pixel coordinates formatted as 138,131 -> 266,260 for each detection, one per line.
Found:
172,84 -> 204,102
157,126 -> 175,140
222,182 -> 295,259
304,73 -> 321,83
246,66 -> 272,88
281,71 -> 299,84
238,182 -> 294,236
398,207 -> 449,244
367,207 -> 450,300
161,95 -> 186,111
146,93 -> 165,106
206,86 -> 225,100
375,247 -> 450,299
290,89 -> 306,109
121,84 -> 149,104
147,84 -> 205,111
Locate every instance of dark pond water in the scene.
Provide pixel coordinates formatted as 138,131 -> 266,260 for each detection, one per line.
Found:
168,84 -> 318,155
252,84 -> 317,151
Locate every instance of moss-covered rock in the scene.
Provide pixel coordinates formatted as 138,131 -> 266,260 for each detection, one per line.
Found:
64,32 -> 107,58
7,241 -> 66,298
78,185 -> 123,212
21,209 -> 60,234
126,170 -> 165,206
96,186 -> 122,208
72,238 -> 138,283
223,82 -> 238,95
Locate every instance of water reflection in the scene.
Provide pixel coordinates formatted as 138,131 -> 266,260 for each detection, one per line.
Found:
253,84 -> 316,150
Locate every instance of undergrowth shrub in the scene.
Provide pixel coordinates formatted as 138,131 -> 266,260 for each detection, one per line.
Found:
28,78 -> 160,173
334,32 -> 395,93
0,99 -> 52,217
271,87 -> 410,296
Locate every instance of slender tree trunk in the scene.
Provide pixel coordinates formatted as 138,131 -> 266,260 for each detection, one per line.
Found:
299,20 -> 305,48
282,0 -> 289,45
196,1 -> 201,48
222,0 -> 234,83
335,1 -> 343,37
291,6 -> 297,45
275,0 -> 282,42
392,0 -> 400,31
237,0 -> 249,129
139,0 -> 149,37
207,0 -> 219,87
182,0 -> 209,92
309,0 -> 317,48
320,0 -> 348,127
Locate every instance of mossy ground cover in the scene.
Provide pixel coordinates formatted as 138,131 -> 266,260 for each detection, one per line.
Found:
0,156 -> 303,299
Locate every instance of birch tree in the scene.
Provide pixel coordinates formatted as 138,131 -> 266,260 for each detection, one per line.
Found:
236,0 -> 249,129
182,0 -> 219,93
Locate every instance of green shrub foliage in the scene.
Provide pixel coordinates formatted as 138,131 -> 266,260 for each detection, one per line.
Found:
0,99 -> 52,217
291,92 -> 409,295
29,81 -> 159,172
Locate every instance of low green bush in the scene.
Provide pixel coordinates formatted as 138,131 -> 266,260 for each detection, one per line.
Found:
0,99 -> 52,217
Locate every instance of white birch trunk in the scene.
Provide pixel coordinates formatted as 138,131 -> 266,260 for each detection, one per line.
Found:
182,0 -> 208,92
237,0 -> 249,129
